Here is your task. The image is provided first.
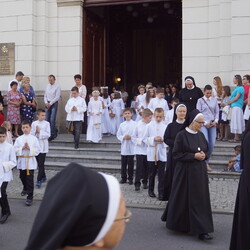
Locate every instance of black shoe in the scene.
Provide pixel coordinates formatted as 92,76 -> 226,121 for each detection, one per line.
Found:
0,213 -> 10,224
48,136 -> 55,142
198,233 -> 213,240
119,180 -> 126,184
128,180 -> 133,185
158,195 -> 164,201
74,145 -> 79,149
143,184 -> 148,189
21,190 -> 27,196
148,191 -> 156,198
135,186 -> 140,191
25,199 -> 33,206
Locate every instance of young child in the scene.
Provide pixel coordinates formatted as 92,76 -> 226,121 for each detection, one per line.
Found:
220,86 -> 231,141
165,98 -> 179,127
0,127 -> 16,223
14,120 -> 40,206
109,92 -> 124,135
65,87 -> 87,148
117,108 -> 136,185
143,108 -> 167,200
2,121 -> 13,144
132,108 -> 153,191
148,88 -> 169,122
87,90 -> 103,143
31,109 -> 51,188
224,145 -> 242,173
130,95 -> 137,121
0,103 -> 4,126
135,85 -> 146,121
100,87 -> 111,135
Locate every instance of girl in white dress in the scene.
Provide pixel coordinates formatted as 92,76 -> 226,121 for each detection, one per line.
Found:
130,95 -> 137,121
86,91 -> 103,143
135,85 -> 146,121
109,92 -> 124,135
100,87 -> 111,134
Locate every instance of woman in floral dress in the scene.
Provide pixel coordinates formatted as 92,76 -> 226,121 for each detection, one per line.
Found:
7,81 -> 22,137
21,83 -> 36,124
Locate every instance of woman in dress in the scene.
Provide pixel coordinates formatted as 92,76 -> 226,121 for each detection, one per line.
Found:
179,76 -> 203,113
7,81 -> 22,137
227,75 -> 245,142
20,76 -> 36,97
162,103 -> 187,201
171,84 -> 179,100
145,88 -> 155,108
164,85 -> 172,109
197,85 -> 219,171
230,120 -> 250,250
21,83 -> 36,123
162,109 -> 214,240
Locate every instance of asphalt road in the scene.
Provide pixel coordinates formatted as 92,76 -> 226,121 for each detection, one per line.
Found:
0,199 -> 233,250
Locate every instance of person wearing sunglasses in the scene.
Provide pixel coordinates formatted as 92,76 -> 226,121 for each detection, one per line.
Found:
25,163 -> 129,250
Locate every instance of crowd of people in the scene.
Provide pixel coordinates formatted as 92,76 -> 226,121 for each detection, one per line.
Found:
0,71 -> 250,248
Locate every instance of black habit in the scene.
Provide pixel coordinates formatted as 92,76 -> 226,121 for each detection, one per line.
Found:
162,121 -> 183,201
230,121 -> 250,250
179,87 -> 203,113
164,129 -> 214,234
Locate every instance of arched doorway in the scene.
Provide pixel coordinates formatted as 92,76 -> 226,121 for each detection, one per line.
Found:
83,0 -> 182,96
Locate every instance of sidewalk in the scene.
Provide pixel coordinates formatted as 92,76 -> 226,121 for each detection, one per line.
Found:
8,168 -> 238,213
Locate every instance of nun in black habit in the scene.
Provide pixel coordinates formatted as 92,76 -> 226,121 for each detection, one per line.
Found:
162,103 -> 187,201
179,76 -> 204,113
230,120 -> 250,250
25,163 -> 127,250
162,109 -> 214,240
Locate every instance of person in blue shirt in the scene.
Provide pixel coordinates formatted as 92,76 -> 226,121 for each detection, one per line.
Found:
224,145 -> 242,172
227,75 -> 245,142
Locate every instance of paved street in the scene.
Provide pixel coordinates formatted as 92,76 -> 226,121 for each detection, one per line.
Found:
0,199 -> 233,250
8,168 -> 238,213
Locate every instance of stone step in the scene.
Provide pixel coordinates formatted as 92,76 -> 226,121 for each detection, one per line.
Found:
46,153 -> 122,165
44,161 -> 240,179
210,152 -> 234,161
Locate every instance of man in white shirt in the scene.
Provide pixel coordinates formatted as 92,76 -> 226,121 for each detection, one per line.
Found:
44,75 -> 61,141
7,71 -> 24,91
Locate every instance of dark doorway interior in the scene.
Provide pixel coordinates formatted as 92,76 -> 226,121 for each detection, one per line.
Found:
83,1 -> 182,95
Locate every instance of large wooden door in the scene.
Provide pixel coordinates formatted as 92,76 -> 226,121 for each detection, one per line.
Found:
83,9 -> 106,91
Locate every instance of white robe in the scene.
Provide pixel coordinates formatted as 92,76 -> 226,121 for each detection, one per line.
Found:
244,105 -> 250,120
142,121 -> 167,162
101,96 -> 111,134
117,120 -> 136,156
135,93 -> 146,121
14,134 -> 40,170
148,97 -> 169,118
165,109 -> 174,127
87,99 -> 103,143
130,100 -> 137,121
110,99 -> 125,135
65,96 -> 87,121
31,120 -> 51,153
132,120 -> 148,155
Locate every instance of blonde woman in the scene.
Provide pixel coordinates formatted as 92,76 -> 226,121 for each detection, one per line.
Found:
20,76 -> 36,97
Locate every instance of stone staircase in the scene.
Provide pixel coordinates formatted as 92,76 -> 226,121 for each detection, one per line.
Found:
45,134 -> 240,178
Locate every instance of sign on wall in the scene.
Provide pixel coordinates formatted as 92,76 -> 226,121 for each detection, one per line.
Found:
0,43 -> 15,75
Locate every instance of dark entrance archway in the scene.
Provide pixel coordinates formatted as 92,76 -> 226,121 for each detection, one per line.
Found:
83,0 -> 182,96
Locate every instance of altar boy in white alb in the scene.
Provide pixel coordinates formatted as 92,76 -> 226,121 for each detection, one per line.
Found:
31,109 -> 51,188
132,108 -> 153,191
143,108 -> 167,201
117,108 -> 136,185
0,127 -> 16,224
65,87 -> 87,149
148,88 -> 169,121
14,121 -> 40,206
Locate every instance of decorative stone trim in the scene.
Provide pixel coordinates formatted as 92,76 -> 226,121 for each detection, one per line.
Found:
57,0 -> 84,7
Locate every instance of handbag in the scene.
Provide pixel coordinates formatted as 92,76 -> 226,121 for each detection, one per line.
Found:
66,121 -> 74,132
109,111 -> 115,117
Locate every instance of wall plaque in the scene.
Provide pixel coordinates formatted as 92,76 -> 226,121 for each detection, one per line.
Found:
0,43 -> 15,75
